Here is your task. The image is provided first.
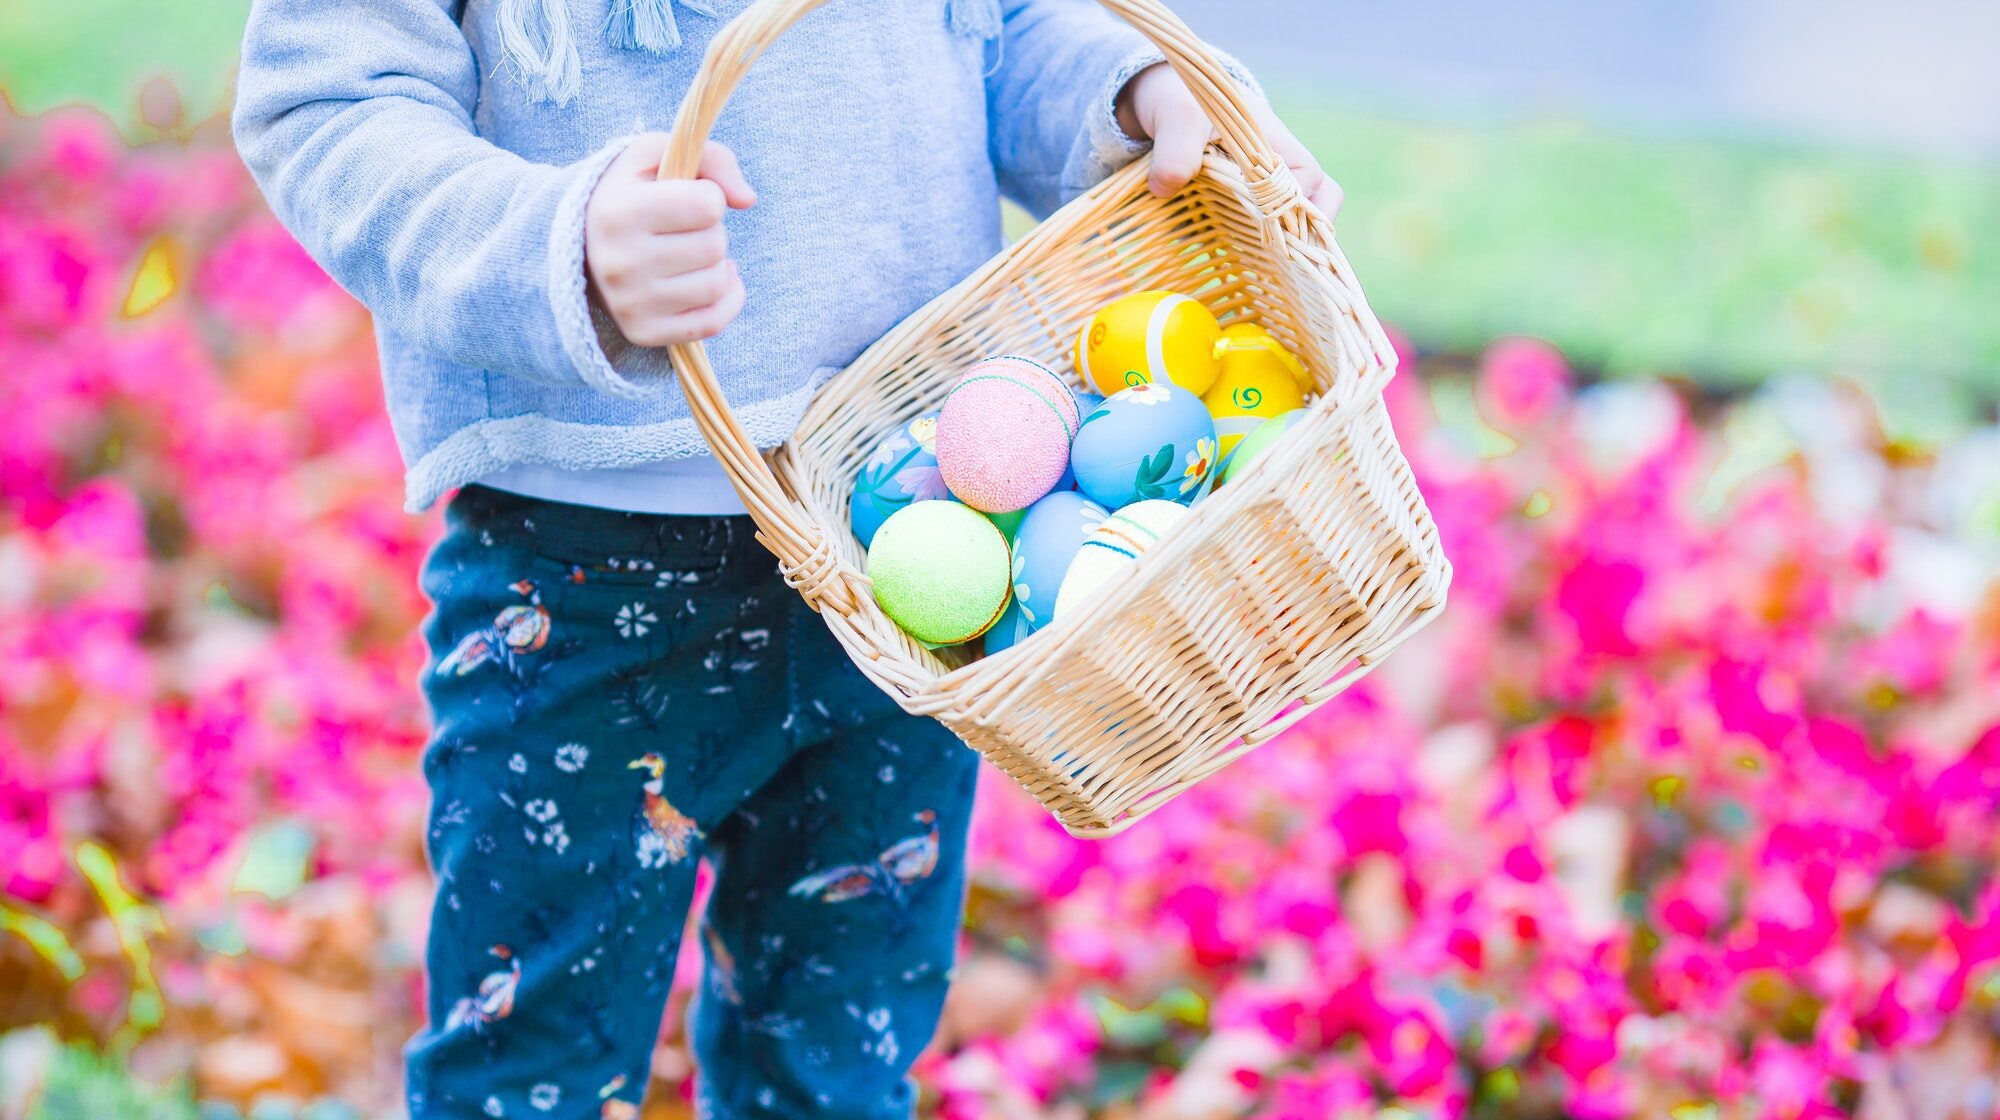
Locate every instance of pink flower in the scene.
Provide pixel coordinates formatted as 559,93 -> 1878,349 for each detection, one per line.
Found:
1475,336 -> 1572,434
1556,555 -> 1645,657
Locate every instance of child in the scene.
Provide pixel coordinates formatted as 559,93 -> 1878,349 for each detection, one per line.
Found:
233,1 -> 1336,1116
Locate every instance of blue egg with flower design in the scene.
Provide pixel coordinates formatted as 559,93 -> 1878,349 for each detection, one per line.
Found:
1069,382 -> 1218,510
1006,490 -> 1109,636
851,414 -> 953,548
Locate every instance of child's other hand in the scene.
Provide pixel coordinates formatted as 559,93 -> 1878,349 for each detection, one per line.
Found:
1115,63 -> 1342,219
585,134 -> 758,348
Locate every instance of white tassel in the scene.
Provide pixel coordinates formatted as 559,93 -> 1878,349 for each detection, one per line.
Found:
496,0 -> 582,105
945,0 -> 1002,40
609,0 -> 716,53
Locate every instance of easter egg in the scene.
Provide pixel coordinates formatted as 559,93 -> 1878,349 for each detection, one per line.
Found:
1073,291 -> 1223,398
1052,391 -> 1099,494
1008,491 -> 1110,633
1203,323 -> 1312,459
1217,408 -> 1308,488
985,507 -> 1028,540
936,356 -> 1080,514
984,598 -> 1032,654
1069,382 -> 1219,510
868,501 -> 1012,648
851,413 -> 951,548
1053,500 -> 1190,621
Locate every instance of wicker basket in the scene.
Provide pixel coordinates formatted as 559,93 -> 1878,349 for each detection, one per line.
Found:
660,0 -> 1452,837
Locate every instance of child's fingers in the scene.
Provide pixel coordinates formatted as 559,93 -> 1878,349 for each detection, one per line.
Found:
1310,178 -> 1344,219
617,179 -> 729,234
611,131 -> 672,179
698,141 -> 758,210
1259,110 -> 1343,219
1147,107 -> 1211,198
648,225 -> 730,274
642,258 -> 737,318
655,263 -> 747,346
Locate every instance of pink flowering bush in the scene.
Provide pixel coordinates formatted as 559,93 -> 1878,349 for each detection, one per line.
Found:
2,105 -> 1998,1119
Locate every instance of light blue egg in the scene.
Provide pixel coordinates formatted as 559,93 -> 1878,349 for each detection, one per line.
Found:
1057,390 -> 1104,492
984,598 -> 1033,653
1069,382 -> 1218,510
851,414 -> 951,548
1008,490 -> 1109,633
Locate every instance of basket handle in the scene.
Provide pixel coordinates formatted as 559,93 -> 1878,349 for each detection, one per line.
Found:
653,0 -> 1295,614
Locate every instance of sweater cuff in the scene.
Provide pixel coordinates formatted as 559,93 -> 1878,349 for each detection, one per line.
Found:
548,136 -> 659,401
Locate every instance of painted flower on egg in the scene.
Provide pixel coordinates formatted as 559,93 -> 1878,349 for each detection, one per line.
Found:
1010,551 -> 1036,626
894,465 -> 952,503
1180,437 -> 1217,494
866,432 -> 914,471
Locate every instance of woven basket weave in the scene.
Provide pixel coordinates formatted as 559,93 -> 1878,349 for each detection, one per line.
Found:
660,0 -> 1452,837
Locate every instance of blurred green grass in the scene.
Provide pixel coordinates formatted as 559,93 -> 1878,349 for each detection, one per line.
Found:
1286,101 -> 2000,406
5,0 -> 1995,419
0,0 -> 249,125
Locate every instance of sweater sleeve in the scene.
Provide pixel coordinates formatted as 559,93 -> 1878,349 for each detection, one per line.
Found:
231,0 -> 654,399
984,0 -> 1155,219
984,0 -> 1266,218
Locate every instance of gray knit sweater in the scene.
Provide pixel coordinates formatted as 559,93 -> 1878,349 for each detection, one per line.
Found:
233,0 -> 1185,511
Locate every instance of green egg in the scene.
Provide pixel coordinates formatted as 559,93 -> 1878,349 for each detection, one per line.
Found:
1217,409 -> 1308,487
866,500 -> 1013,648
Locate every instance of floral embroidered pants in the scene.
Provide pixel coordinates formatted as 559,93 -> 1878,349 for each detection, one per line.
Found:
405,487 -> 977,1120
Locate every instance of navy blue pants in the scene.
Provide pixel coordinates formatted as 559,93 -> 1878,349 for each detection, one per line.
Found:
406,487 -> 978,1119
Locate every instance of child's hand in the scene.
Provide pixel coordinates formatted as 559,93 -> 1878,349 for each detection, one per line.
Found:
585,134 -> 758,348
1115,63 -> 1343,219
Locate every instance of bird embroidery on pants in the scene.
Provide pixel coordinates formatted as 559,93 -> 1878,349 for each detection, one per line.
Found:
444,944 -> 521,1031
787,810 -> 940,904
629,753 -> 702,867
435,580 -> 551,676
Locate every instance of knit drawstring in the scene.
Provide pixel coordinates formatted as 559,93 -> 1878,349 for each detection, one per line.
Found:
608,0 -> 719,54
496,0 -> 583,105
498,0 -> 1001,105
944,0 -> 1002,40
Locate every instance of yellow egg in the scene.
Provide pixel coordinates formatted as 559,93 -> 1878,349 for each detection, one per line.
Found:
1072,290 -> 1222,398
1202,323 -> 1312,458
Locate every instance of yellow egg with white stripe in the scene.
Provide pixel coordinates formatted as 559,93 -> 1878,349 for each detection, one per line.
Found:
1073,290 -> 1222,398
1202,323 -> 1313,458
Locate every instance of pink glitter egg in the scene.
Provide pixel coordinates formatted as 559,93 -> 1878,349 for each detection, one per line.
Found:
935,356 -> 1080,514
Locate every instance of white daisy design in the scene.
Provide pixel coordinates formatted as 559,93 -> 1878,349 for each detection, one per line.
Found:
553,743 -> 589,773
524,799 -> 558,823
529,1084 -> 561,1111
865,431 -> 913,471
614,602 -> 658,638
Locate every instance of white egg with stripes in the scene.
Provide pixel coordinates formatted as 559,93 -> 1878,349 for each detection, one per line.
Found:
1052,500 -> 1191,621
